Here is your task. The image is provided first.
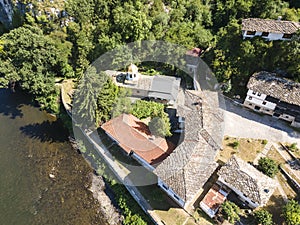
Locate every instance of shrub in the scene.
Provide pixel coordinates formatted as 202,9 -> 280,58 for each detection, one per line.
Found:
254,209 -> 273,225
232,141 -> 239,149
221,201 -> 240,224
258,157 -> 279,178
289,143 -> 298,152
282,199 -> 300,225
262,140 -> 268,145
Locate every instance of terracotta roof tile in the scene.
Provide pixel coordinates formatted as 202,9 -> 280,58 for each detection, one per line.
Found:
101,114 -> 174,165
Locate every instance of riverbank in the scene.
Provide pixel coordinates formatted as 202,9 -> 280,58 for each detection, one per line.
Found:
0,88 -> 109,225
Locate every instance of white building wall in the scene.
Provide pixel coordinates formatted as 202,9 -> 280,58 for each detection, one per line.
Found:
291,120 -> 300,128
242,31 -> 292,41
243,89 -> 276,115
218,178 -> 259,208
279,113 -> 295,122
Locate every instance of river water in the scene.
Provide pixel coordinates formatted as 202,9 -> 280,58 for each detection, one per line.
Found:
0,89 -> 105,225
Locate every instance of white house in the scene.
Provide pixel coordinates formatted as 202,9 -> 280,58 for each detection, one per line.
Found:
242,18 -> 300,41
244,71 -> 300,128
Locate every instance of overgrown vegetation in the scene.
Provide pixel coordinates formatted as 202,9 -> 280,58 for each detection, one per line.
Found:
254,209 -> 273,225
220,201 -> 240,224
131,100 -> 171,137
258,157 -> 279,178
1,0 -> 299,106
282,199 -> 300,225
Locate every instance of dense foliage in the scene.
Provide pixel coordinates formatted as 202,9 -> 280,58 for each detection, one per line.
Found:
282,200 -> 300,225
1,0 -> 300,107
0,25 -> 73,112
254,209 -> 273,225
257,157 -> 279,178
220,201 -> 240,223
131,100 -> 171,137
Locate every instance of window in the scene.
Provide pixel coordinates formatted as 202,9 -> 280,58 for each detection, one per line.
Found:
249,96 -> 252,100
286,116 -> 289,118
257,93 -> 261,97
265,109 -> 269,111
174,194 -> 180,200
262,101 -> 266,105
252,91 -> 256,95
262,32 -> 269,37
246,31 -> 256,35
249,103 -> 252,106
245,200 -> 249,205
254,106 -> 261,110
162,184 -> 168,190
283,33 -> 293,39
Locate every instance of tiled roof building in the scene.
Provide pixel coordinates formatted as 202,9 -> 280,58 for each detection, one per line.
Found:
242,18 -> 300,40
154,90 -> 224,207
244,71 -> 300,128
218,156 -> 277,208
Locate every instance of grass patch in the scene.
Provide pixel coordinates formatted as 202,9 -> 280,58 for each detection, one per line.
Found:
217,136 -> 266,163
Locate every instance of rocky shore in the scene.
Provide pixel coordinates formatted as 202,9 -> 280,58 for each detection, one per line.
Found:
89,174 -> 123,225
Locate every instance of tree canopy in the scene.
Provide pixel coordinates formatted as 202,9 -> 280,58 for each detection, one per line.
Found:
0,25 -> 73,112
282,200 -> 300,225
257,157 -> 279,178
254,209 -> 273,225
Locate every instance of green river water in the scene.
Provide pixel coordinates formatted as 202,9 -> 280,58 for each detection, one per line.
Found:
0,89 -> 105,225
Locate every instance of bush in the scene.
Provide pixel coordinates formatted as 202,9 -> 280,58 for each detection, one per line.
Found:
258,157 -> 279,178
282,199 -> 300,225
221,201 -> 240,224
148,115 -> 172,137
289,143 -> 298,152
262,140 -> 268,145
254,209 -> 273,225
231,141 -> 239,149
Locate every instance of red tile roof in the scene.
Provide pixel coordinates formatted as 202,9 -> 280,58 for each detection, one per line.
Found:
186,48 -> 202,57
201,184 -> 226,212
101,114 -> 174,165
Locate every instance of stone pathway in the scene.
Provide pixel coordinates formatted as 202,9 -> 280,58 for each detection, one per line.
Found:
253,141 -> 273,165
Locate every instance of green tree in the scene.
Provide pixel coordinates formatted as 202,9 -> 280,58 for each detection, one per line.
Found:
221,201 -> 240,224
149,115 -> 172,137
282,200 -> 300,225
96,72 -> 119,124
111,88 -> 132,118
254,209 -> 273,225
73,66 -> 104,127
0,25 -> 70,112
258,157 -> 279,178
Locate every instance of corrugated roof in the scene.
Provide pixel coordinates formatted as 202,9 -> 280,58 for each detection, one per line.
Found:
242,18 -> 300,34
